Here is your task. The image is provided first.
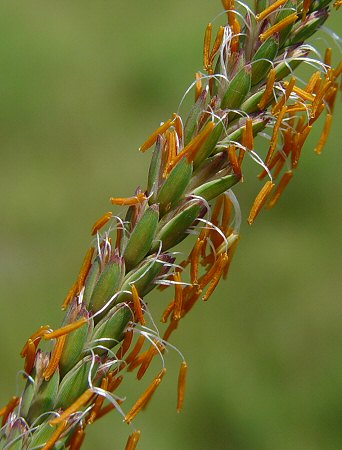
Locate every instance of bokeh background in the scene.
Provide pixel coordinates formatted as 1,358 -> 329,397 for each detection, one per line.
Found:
1,2 -> 341,449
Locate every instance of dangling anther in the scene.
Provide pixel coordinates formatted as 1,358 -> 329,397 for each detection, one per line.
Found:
209,26 -> 224,66
50,389 -> 94,426
177,361 -> 188,413
202,253 -> 228,301
315,113 -> 333,154
41,420 -> 68,450
324,47 -> 332,67
302,0 -> 311,21
195,72 -> 203,102
259,13 -> 298,42
116,329 -> 134,360
131,284 -> 146,326
258,68 -> 276,110
110,193 -> 147,206
266,105 -> 287,165
272,77 -> 296,115
268,171 -> 293,208
248,181 -> 275,225
245,118 -> 254,151
43,318 -> 87,341
305,71 -> 321,94
227,145 -> 241,178
163,318 -> 179,341
43,335 -> 67,381
61,280 -> 78,310
21,325 -> 51,357
125,430 -> 141,450
24,339 -> 36,375
137,341 -> 164,380
91,212 -> 112,235
77,247 -> 95,293
69,427 -> 85,450
87,378 -> 108,425
125,335 -> 146,365
256,0 -> 287,21
125,370 -> 166,424
170,121 -> 215,168
1,397 -> 19,426
139,119 -> 173,152
172,272 -> 183,321
172,113 -> 183,142
203,23 -> 213,71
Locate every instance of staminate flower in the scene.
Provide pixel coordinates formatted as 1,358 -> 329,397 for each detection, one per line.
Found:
1,1 -> 341,449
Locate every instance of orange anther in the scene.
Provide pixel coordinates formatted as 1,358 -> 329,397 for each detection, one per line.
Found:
202,253 -> 228,301
125,430 -> 141,450
177,361 -> 188,413
139,119 -> 173,152
209,26 -> 224,65
204,23 -> 213,71
248,181 -> 275,225
302,0 -> 311,20
199,253 -> 225,290
266,105 -> 287,165
163,318 -> 179,341
268,171 -> 293,208
172,272 -> 183,321
258,68 -> 276,110
315,113 -> 333,154
227,145 -> 241,178
137,340 -> 164,380
41,420 -> 68,450
87,378 -> 108,425
43,335 -> 67,381
305,71 -> 321,93
110,193 -> 147,206
259,13 -> 298,42
160,299 -> 175,323
182,285 -> 203,316
172,113 -> 183,142
311,79 -> 332,118
77,247 -> 95,293
324,47 -> 332,67
292,125 -> 312,168
171,121 -> 215,168
245,118 -> 254,150
69,427 -> 85,450
43,318 -> 87,341
91,212 -> 112,236
24,339 -> 36,375
272,77 -> 296,115
116,329 -> 134,359
61,280 -> 78,311
195,72 -> 203,102
190,239 -> 205,285
125,335 -> 146,365
50,389 -> 94,426
1,396 -> 19,426
163,129 -> 178,178
107,373 -> 123,392
256,0 -> 287,21
125,371 -> 166,424
21,325 -> 50,357
286,83 -> 315,103
131,284 -> 145,326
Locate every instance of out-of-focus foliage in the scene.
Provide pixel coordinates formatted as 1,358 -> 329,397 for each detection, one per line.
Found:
0,1 -> 341,449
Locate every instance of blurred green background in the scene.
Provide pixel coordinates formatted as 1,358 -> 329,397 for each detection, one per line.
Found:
1,2 -> 341,449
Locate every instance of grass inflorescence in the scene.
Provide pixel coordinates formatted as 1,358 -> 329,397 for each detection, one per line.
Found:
1,1 -> 341,449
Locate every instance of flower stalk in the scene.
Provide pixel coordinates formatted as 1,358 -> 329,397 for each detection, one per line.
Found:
1,1 -> 341,449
